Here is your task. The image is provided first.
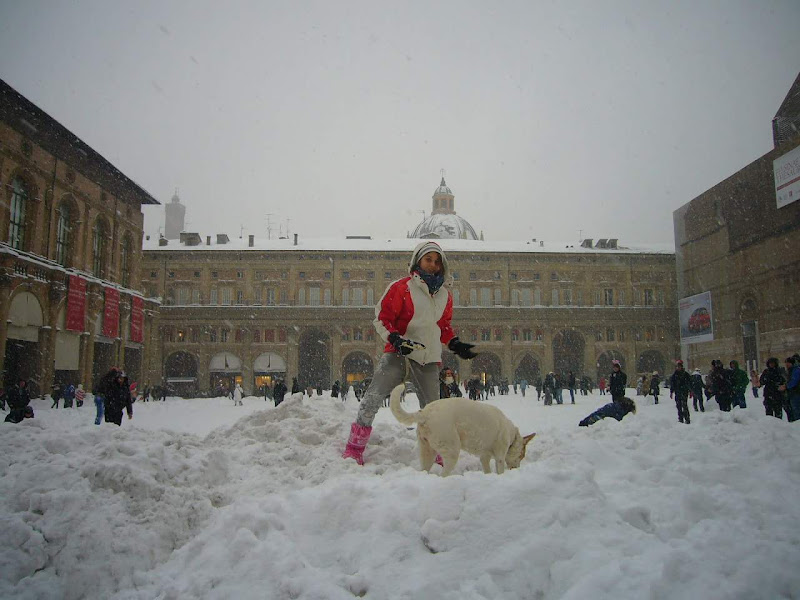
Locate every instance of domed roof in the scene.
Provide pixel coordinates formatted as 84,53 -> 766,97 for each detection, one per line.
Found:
410,213 -> 479,240
434,177 -> 453,196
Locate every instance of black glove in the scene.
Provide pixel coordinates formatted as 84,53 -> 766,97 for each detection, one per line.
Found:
448,337 -> 477,359
388,332 -> 424,356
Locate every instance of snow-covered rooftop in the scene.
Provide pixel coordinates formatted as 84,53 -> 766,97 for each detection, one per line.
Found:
143,235 -> 675,255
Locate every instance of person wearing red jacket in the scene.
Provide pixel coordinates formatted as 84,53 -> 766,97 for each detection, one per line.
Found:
342,241 -> 477,465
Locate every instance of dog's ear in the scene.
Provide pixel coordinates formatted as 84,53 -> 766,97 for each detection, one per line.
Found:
522,433 -> 536,445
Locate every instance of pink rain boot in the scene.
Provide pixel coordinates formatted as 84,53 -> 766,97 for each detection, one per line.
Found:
342,422 -> 372,465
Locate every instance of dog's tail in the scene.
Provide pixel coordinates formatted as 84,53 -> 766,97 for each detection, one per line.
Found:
389,384 -> 421,426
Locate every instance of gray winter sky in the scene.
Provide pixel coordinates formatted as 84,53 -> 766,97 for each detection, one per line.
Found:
1,1 -> 798,247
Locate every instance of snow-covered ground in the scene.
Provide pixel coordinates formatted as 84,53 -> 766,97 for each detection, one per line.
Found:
1,388 -> 799,600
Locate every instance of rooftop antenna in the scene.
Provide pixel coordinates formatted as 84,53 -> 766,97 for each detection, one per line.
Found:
266,213 -> 274,240
440,168 -> 446,180
578,229 -> 583,241
239,224 -> 244,239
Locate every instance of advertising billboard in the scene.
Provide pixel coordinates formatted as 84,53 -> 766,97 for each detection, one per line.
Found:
774,144 -> 800,209
679,291 -> 714,344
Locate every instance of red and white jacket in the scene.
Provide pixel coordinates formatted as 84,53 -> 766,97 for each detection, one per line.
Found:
373,273 -> 455,366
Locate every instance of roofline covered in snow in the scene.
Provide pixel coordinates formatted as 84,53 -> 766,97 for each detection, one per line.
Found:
143,236 -> 674,255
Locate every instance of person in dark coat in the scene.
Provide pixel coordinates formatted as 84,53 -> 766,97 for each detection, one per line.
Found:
543,372 -> 555,406
783,356 -> 800,422
760,358 -> 786,419
609,361 -> 627,402
690,368 -> 705,412
6,379 -> 31,412
5,405 -> 34,423
709,360 -> 733,412
273,379 -> 288,406
579,397 -> 636,426
51,383 -> 62,409
438,368 -> 462,399
105,371 -> 133,426
669,360 -> 692,424
331,380 -> 340,398
62,384 -> 76,409
567,371 -> 576,404
291,377 -> 300,394
649,372 -> 660,404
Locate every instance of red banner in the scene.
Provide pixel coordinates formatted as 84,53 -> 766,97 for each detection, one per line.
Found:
66,275 -> 87,332
130,296 -> 144,343
102,287 -> 120,338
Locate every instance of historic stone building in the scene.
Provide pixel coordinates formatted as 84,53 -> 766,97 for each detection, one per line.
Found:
0,79 -> 160,395
142,179 -> 678,396
674,72 -> 800,370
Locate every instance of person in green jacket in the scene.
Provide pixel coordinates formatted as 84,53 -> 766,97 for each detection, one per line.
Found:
729,360 -> 749,409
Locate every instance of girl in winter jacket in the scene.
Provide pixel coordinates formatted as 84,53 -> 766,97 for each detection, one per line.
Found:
342,241 -> 476,465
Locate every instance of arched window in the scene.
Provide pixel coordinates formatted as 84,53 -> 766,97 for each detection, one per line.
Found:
120,234 -> 132,287
55,201 -> 73,266
92,218 -> 108,277
8,177 -> 28,250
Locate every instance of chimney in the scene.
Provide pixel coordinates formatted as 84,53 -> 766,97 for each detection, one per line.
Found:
206,235 -> 211,246
293,233 -> 298,246
248,234 -> 254,247
216,234 -> 230,245
158,237 -> 168,247
539,240 -> 544,247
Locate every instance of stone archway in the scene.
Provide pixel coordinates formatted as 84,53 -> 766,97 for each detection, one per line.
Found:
209,352 -> 242,395
553,329 -> 585,376
341,351 -> 374,387
596,350 -> 626,381
5,291 -> 44,390
637,350 -> 666,376
299,329 -> 331,389
471,352 -> 502,385
514,353 -> 540,383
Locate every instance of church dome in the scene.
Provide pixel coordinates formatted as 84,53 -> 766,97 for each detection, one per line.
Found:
409,177 -> 480,240
410,213 -> 479,240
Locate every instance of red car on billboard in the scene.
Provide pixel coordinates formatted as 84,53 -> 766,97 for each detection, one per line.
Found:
688,307 -> 711,333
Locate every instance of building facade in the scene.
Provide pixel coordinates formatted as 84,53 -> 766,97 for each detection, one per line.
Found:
141,235 -> 679,396
674,74 -> 800,370
0,79 -> 160,395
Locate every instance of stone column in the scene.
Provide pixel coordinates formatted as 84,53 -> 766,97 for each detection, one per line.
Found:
330,331 -> 342,386
196,349 -> 210,393
583,335 -> 597,379
542,328 -> 554,374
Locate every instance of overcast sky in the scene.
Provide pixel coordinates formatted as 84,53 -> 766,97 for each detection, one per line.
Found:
1,1 -> 798,247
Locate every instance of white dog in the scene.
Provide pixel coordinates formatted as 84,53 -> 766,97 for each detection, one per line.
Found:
389,384 -> 535,476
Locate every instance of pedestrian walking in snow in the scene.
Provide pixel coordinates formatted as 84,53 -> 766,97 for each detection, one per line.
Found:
760,358 -> 786,419
331,380 -> 340,399
567,371 -> 576,404
75,384 -> 86,407
291,377 -> 300,394
62,383 -> 76,409
598,377 -> 607,396
649,372 -> 660,404
690,369 -> 705,412
233,383 -> 244,406
750,369 -> 760,399
669,360 -> 692,424
342,241 -> 476,466
709,360 -> 734,412
783,356 -> 800,421
729,361 -> 749,409
51,383 -> 62,409
273,379 -> 288,406
609,361 -> 627,403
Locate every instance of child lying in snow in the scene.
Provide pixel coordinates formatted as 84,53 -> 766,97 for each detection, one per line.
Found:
578,397 -> 636,427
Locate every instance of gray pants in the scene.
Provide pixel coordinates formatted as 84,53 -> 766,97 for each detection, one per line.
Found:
356,352 -> 440,427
